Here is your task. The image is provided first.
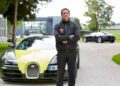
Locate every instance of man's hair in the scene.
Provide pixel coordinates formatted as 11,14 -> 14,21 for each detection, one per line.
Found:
61,8 -> 70,14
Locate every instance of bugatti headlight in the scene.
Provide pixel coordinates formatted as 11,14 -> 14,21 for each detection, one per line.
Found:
48,55 -> 68,71
2,51 -> 17,65
49,55 -> 57,65
48,55 -> 57,71
4,59 -> 17,65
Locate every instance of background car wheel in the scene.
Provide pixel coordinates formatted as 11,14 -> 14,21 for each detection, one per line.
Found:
83,37 -> 87,43
97,37 -> 103,43
110,40 -> 115,43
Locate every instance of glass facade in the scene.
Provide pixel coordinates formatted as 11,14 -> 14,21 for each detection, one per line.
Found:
24,21 -> 47,35
0,18 -> 7,42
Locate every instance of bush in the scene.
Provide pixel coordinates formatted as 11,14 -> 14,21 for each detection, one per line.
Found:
80,30 -> 91,37
0,43 -> 9,57
112,54 -> 120,65
7,39 -> 12,42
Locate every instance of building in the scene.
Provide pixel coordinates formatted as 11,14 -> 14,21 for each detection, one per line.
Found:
17,16 -> 75,36
0,16 -> 7,42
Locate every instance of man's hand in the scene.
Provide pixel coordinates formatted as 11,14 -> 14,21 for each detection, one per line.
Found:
62,40 -> 68,44
70,35 -> 74,38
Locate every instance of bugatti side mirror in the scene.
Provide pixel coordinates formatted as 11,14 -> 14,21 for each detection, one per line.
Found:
8,43 -> 14,48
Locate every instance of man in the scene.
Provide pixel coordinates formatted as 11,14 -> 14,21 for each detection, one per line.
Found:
54,8 -> 80,86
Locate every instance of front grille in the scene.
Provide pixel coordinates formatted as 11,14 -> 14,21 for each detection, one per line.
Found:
27,64 -> 39,78
44,70 -> 68,79
44,70 -> 57,78
3,69 -> 22,78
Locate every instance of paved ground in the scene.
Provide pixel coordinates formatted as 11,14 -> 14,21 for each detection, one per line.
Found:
76,43 -> 120,86
0,43 -> 120,86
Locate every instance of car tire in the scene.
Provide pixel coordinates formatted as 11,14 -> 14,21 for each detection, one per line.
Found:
83,37 -> 87,43
77,53 -> 80,69
97,37 -> 103,43
110,39 -> 115,43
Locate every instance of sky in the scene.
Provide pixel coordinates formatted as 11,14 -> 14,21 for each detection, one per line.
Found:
36,0 -> 120,24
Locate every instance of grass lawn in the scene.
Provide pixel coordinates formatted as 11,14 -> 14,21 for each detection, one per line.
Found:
0,38 -> 24,55
0,43 -> 9,75
101,29 -> 120,43
16,38 -> 24,42
112,54 -> 120,65
0,43 -> 9,57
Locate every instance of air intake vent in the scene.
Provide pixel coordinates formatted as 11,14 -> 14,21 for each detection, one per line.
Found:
26,64 -> 39,79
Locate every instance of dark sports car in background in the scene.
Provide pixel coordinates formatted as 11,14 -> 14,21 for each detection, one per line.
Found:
0,36 -> 80,81
83,32 -> 115,43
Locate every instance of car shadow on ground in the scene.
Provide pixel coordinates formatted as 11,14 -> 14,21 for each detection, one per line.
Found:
3,80 -> 68,85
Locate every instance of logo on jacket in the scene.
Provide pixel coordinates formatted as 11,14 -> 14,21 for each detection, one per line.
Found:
59,28 -> 64,33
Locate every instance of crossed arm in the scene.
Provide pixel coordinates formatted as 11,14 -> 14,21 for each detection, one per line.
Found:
54,23 -> 80,44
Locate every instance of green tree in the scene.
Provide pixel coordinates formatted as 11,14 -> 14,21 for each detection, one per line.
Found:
0,0 -> 51,47
74,17 -> 82,30
84,0 -> 114,32
0,0 -> 11,13
85,12 -> 98,31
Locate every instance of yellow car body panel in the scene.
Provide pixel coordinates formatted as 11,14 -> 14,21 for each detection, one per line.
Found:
15,50 -> 57,74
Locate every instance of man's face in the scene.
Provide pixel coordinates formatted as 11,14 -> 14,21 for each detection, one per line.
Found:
61,10 -> 70,22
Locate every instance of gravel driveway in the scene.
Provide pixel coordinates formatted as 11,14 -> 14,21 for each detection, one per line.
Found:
0,43 -> 120,86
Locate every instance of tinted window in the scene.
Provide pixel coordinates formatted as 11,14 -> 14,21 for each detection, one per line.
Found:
16,38 -> 34,50
16,37 -> 56,50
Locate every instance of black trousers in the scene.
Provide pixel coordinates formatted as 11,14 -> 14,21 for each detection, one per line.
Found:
56,49 -> 77,86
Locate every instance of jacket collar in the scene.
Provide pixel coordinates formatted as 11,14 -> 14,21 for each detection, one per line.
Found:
61,19 -> 70,24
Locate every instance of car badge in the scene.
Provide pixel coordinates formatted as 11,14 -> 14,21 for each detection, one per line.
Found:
31,65 -> 35,68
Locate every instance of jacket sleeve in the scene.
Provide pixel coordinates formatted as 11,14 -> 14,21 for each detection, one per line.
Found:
54,24 -> 68,42
69,23 -> 80,42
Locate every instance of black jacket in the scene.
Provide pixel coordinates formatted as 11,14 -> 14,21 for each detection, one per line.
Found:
54,20 -> 80,51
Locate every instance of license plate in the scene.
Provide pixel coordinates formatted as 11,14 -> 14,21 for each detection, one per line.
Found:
48,65 -> 58,71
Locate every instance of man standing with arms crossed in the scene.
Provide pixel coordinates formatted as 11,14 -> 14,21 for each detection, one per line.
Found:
54,8 -> 80,86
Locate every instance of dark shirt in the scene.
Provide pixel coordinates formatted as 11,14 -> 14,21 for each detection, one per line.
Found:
54,20 -> 80,51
